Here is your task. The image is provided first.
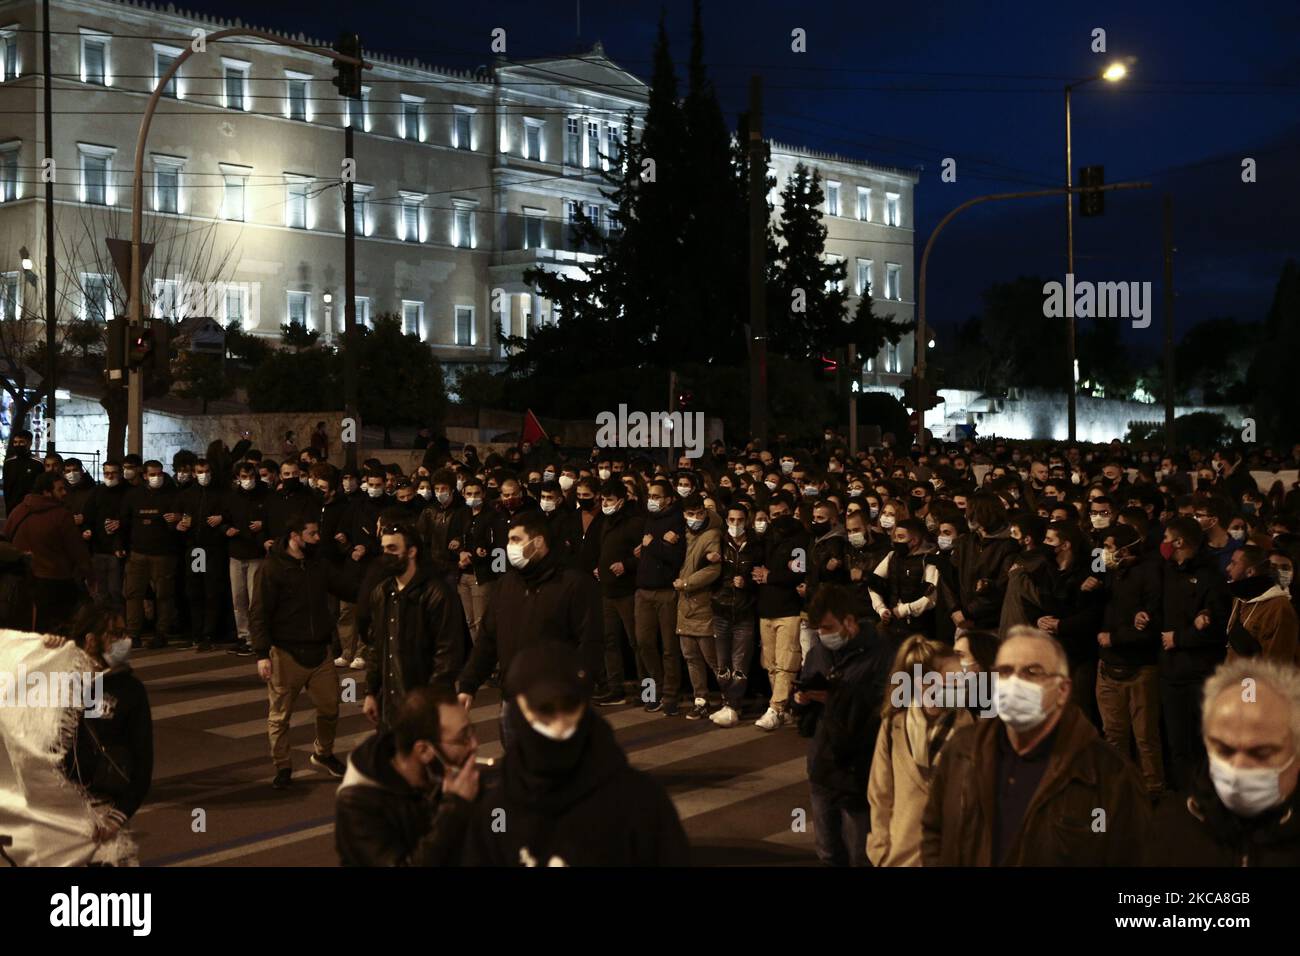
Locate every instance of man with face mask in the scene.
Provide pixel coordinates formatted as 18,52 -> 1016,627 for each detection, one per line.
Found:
868,517 -> 940,640
463,641 -> 688,866
224,462 -> 270,657
335,686 -> 485,866
633,479 -> 688,716
456,514 -> 601,747
263,460 -> 313,554
921,626 -> 1149,865
673,495 -> 723,720
1224,544 -> 1299,666
252,514 -> 359,789
537,480 -> 582,568
752,495 -> 811,731
120,461 -> 183,649
415,468 -> 467,583
2,472 -> 90,632
83,460 -> 129,614
791,585 -> 889,867
1145,657 -> 1300,865
3,427 -> 43,512
175,457 -> 230,652
590,481 -> 643,706
61,458 -> 95,540
362,527 -> 467,733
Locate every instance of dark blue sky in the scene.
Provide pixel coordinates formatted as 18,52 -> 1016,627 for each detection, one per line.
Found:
186,0 -> 1300,349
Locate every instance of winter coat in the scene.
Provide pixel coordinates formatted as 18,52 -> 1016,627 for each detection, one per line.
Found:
675,511 -> 722,637
867,707 -> 974,867
119,483 -> 183,556
82,482 -> 129,556
1160,547 -> 1230,683
635,502 -> 687,591
64,665 -> 152,820
756,516 -> 810,620
596,502 -> 642,598
921,702 -> 1149,866
335,730 -> 477,867
224,483 -> 270,561
711,531 -> 760,621
1099,556 -> 1163,671
250,543 -> 358,668
2,494 -> 90,581
952,531 -> 1020,628
1225,578 -> 1300,665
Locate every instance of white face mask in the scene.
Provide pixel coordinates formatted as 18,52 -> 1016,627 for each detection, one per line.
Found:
848,487 -> 862,498
506,540 -> 530,569
727,524 -> 744,539
558,475 -> 575,491
601,502 -> 617,516
847,531 -> 866,548
879,514 -> 896,530
686,517 -> 705,531
366,485 -> 384,498
1209,752 -> 1294,817
529,717 -> 578,741
1228,528 -> 1247,542
540,498 -> 557,513
869,505 -> 880,519
753,519 -> 768,534
819,631 -> 847,651
937,534 -> 955,551
65,472 -> 81,486
465,497 -> 483,509
239,478 -> 256,491
598,469 -> 611,481
1091,515 -> 1111,530
676,485 -> 691,497
780,461 -> 794,474
435,491 -> 451,505
197,473 -> 211,486
543,471 -> 556,483
764,480 -> 778,492
103,636 -> 132,668
103,476 -> 119,488
147,475 -> 164,489
646,499 -> 661,513
418,488 -> 433,500
994,674 -> 1055,733
1278,568 -> 1294,590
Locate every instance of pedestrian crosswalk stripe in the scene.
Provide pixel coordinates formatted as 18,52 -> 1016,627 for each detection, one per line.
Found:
170,823 -> 336,867
152,688 -> 270,720
146,662 -> 259,689
674,758 -> 807,820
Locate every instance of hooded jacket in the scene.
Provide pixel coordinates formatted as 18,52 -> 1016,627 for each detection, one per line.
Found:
675,509 -> 722,637
921,702 -> 1149,866
806,521 -> 850,596
334,730 -> 476,867
2,493 -> 90,581
1225,577 -> 1299,665
1144,764 -> 1300,866
461,707 -> 689,867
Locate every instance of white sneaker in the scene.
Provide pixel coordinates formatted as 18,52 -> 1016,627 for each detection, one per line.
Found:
333,656 -> 349,668
754,707 -> 782,731
711,705 -> 739,728
349,656 -> 366,670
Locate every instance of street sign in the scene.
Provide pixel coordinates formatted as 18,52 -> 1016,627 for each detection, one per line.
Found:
105,238 -> 155,291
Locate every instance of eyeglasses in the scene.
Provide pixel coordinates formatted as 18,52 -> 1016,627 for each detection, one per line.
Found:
991,664 -> 1066,684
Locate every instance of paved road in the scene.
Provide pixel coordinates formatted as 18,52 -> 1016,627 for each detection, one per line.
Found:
130,646 -> 823,866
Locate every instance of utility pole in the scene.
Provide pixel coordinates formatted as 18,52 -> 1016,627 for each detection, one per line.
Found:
1163,195 -> 1175,453
846,342 -> 858,455
41,0 -> 56,452
343,123 -> 359,472
1064,84 -> 1076,443
747,75 -> 768,446
667,369 -> 677,466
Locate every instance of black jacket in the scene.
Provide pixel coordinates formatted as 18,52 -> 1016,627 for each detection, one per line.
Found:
265,482 -> 314,545
225,482 -> 270,561
3,450 -> 42,510
456,505 -> 507,584
462,708 -> 689,867
542,505 -> 584,568
1160,547 -> 1231,683
415,497 -> 468,570
635,503 -> 687,591
250,543 -> 358,667
596,502 -> 642,598
711,532 -> 760,619
457,551 -> 601,697
953,532 -> 1021,628
83,481 -> 129,555
757,516 -> 810,620
64,665 -> 153,820
119,482 -> 183,556
1100,556 -> 1163,670
334,731 -> 477,866
365,565 -> 467,725
175,481 -> 230,552
1144,766 -> 1300,866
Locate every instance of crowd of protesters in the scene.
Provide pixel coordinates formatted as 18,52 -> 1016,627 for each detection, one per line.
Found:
5,421 -> 1300,867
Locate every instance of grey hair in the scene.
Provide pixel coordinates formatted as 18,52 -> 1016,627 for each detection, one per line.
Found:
1001,625 -> 1070,677
1202,657 -> 1300,745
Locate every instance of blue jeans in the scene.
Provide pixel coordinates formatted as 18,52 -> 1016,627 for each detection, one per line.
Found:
810,783 -> 869,867
711,613 -> 754,708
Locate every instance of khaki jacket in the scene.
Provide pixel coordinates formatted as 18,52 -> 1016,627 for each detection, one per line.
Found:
675,511 -> 722,637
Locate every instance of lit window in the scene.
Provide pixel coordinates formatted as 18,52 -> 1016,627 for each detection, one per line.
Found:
826,181 -> 840,217
223,284 -> 246,327
153,45 -> 181,98
78,144 -> 116,206
453,107 -> 474,150
221,167 -> 249,222
0,272 -> 18,320
286,178 -> 310,229
402,300 -> 424,338
286,74 -> 309,121
287,291 -> 310,327
857,186 -> 871,221
0,145 -> 17,202
354,296 -> 371,329
565,117 -> 580,165
345,87 -> 371,131
886,262 -> 901,300
522,208 -> 544,249
523,119 -> 543,161
454,305 -> 475,346
586,120 -> 600,169
856,259 -> 873,297
452,202 -> 474,248
153,156 -> 183,214
400,194 -> 423,242
80,274 -> 111,323
223,60 -> 249,109
401,95 -> 424,141
886,192 -> 901,227
80,31 -> 109,86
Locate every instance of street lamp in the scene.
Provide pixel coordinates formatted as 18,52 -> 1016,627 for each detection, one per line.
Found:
19,246 -> 33,274
1064,58 -> 1130,440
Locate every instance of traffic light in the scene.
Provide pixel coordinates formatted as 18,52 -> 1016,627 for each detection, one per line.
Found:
676,389 -> 693,411
332,32 -> 363,99
124,320 -> 170,374
127,322 -> 150,368
1079,165 -> 1104,217
106,317 -> 126,379
815,354 -> 838,380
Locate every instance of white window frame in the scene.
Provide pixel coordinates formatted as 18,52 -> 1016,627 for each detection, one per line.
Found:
221,57 -> 249,110
522,206 -> 545,250
285,70 -> 311,122
285,175 -> 311,230
826,181 -> 841,217
79,29 -> 110,86
885,192 -> 901,227
345,86 -> 371,132
399,191 -> 425,243
354,295 -> 372,329
0,271 -> 21,321
219,162 -> 250,222
885,341 -> 901,374
826,253 -> 845,293
346,183 -> 373,236
452,198 -> 477,249
584,202 -> 602,234
523,117 -> 544,161
857,186 -> 871,222
401,300 -> 425,339
151,154 -> 184,214
286,290 -> 311,328
151,277 -> 181,319
604,123 -> 621,170
221,283 -> 249,328
856,258 -> 873,297
79,272 -> 111,323
0,140 -> 19,202
0,25 -> 19,83
152,43 -> 182,99
453,105 -> 475,150
453,304 -> 476,346
564,116 -> 581,166
77,143 -> 116,206
886,262 -> 901,300
400,94 -> 425,142
585,119 -> 600,169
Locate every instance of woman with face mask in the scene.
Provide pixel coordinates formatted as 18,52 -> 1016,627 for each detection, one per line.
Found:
57,603 -> 154,850
867,636 -> 973,867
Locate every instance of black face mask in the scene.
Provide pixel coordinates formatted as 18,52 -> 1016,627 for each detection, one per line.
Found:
380,553 -> 408,577
301,541 -> 319,559
577,497 -> 595,512
12,445 -> 29,457
892,541 -> 910,557
811,520 -> 831,536
506,703 -> 590,779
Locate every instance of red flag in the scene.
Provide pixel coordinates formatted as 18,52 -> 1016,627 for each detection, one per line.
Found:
520,409 -> 548,446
